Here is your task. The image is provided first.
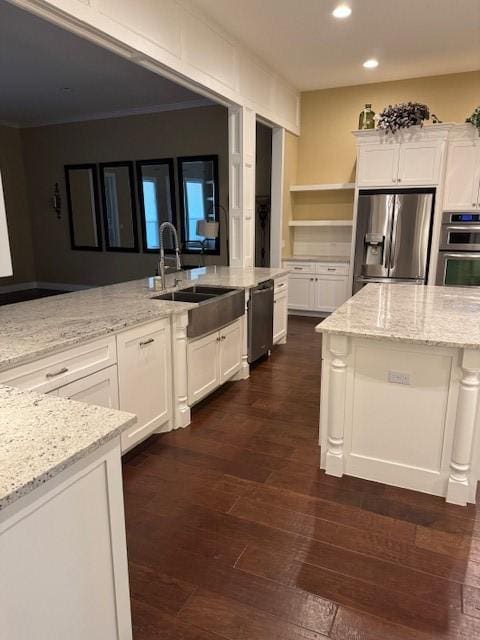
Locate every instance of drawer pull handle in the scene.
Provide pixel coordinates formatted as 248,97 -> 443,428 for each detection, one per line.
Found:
327,268 -> 336,271
276,282 -> 286,287
46,367 -> 68,379
139,338 -> 155,347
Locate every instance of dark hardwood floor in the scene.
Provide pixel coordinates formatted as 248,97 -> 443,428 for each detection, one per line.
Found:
123,316 -> 480,639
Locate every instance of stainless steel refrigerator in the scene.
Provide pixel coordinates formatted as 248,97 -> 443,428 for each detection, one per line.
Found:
353,190 -> 434,294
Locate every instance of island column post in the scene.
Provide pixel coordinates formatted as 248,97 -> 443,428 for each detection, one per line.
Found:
447,348 -> 480,505
325,333 -> 350,477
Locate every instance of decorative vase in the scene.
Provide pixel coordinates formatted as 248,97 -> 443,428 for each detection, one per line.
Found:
359,104 -> 375,130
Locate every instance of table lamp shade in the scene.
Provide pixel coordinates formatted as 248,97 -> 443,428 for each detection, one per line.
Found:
196,220 -> 219,239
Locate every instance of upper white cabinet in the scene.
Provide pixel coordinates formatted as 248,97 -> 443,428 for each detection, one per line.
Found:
396,141 -> 444,186
354,125 -> 451,188
117,319 -> 172,452
0,171 -> 12,278
357,143 -> 400,187
443,139 -> 480,210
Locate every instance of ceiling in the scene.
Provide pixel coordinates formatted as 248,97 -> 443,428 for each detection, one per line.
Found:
191,0 -> 480,91
0,1 -> 208,127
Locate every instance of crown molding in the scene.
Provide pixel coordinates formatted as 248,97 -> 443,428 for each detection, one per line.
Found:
2,97 -> 215,129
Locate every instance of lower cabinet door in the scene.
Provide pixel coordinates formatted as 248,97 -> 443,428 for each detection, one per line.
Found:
315,276 -> 350,312
56,365 -> 119,409
273,291 -> 288,343
287,274 -> 315,310
187,330 -> 220,405
117,319 -> 172,452
219,319 -> 242,383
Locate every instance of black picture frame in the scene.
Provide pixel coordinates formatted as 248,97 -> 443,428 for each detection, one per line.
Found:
99,161 -> 139,253
177,154 -> 220,256
65,163 -> 103,251
135,158 -> 176,254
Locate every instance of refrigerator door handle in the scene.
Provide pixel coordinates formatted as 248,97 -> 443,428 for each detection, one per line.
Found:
383,195 -> 395,272
388,195 -> 399,273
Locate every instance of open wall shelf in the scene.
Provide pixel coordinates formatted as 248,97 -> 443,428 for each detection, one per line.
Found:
288,220 -> 353,227
290,183 -> 355,192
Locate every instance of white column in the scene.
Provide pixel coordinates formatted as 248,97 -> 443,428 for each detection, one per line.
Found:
232,288 -> 250,380
228,106 -> 256,268
447,349 -> 480,505
172,312 -> 191,429
325,334 -> 349,477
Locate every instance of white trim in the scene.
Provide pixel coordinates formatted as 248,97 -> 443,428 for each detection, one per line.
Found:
13,98 -> 214,129
8,0 -> 300,134
290,183 -> 355,192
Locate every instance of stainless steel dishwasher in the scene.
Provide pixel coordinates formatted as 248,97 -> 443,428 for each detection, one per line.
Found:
248,279 -> 274,363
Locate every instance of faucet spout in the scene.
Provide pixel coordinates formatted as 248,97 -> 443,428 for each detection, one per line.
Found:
158,222 -> 181,290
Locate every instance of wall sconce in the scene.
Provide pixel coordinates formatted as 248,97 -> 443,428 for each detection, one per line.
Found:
51,183 -> 61,220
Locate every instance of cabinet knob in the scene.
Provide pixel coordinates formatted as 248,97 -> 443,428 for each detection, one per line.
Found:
397,178 -> 402,182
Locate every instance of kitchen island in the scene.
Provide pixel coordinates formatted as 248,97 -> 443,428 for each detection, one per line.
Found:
317,283 -> 480,505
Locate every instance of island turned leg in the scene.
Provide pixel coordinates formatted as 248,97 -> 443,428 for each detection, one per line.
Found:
447,349 -> 480,505
325,334 -> 349,477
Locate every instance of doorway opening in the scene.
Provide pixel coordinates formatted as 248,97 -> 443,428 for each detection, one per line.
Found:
255,121 -> 272,267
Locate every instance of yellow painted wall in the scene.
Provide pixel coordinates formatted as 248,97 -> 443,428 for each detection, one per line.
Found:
298,70 -> 480,184
282,70 -> 480,255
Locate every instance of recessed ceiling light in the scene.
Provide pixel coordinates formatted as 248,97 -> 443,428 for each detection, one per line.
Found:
363,59 -> 379,69
332,4 -> 352,18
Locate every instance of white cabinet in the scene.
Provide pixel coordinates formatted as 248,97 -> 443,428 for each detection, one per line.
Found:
188,330 -> 221,404
117,319 -> 172,452
287,272 -> 315,310
397,141 -> 443,186
0,336 -> 117,395
219,320 -> 242,383
443,140 -> 480,210
354,127 -> 448,188
187,319 -> 242,405
315,275 -> 350,312
273,290 -> 288,344
56,365 -> 119,409
357,143 -> 400,187
285,262 -> 350,314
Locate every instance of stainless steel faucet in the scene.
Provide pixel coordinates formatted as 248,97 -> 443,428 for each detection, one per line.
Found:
158,221 -> 182,290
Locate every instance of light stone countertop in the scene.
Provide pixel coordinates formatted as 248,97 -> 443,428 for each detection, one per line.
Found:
0,385 -> 136,511
0,266 -> 288,372
283,255 -> 350,263
316,283 -> 480,349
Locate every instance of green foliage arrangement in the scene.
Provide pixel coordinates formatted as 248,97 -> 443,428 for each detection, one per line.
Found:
466,107 -> 480,135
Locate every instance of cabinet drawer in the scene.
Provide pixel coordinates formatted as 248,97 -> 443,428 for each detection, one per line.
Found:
0,337 -> 117,394
316,263 -> 349,276
284,262 -> 315,274
274,276 -> 288,293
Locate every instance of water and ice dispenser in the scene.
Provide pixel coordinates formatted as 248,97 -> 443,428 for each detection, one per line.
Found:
364,232 -> 385,266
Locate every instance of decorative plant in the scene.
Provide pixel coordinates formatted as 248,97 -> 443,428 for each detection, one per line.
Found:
466,106 -> 480,135
377,102 -> 431,134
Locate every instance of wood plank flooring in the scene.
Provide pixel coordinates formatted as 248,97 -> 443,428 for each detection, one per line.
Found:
123,316 -> 480,639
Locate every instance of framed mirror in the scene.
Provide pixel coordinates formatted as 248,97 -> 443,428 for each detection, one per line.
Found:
65,164 -> 102,251
136,158 -> 176,253
99,161 -> 139,252
178,155 -> 220,255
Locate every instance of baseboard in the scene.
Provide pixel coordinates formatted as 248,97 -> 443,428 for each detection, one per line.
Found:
288,309 -> 330,318
0,281 -> 91,293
